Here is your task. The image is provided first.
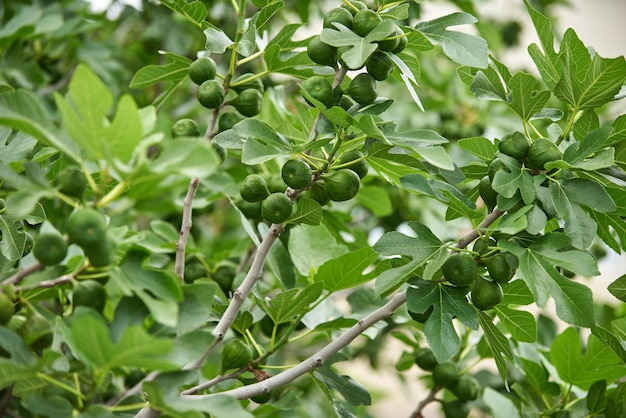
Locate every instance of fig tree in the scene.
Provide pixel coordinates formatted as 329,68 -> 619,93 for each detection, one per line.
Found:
230,88 -> 263,117
498,131 -> 529,160
240,174 -> 270,202
471,276 -> 503,310
527,138 -> 562,170
366,51 -> 394,81
302,75 -> 333,107
221,339 -> 253,372
281,159 -> 312,190
323,7 -> 353,29
414,347 -> 438,371
307,35 -> 337,68
339,150 -> 368,178
442,253 -> 477,288
171,118 -> 200,138
197,80 -> 225,109
261,193 -> 293,224
324,169 -> 360,202
67,209 -> 107,248
55,167 -> 87,198
0,293 -> 14,325
432,362 -> 460,387
33,232 -> 68,266
188,57 -> 217,85
347,73 -> 377,105
230,73 -> 264,93
353,9 -> 382,37
73,280 -> 106,313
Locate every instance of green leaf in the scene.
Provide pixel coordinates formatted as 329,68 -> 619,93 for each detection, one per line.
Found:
457,136 -> 498,160
263,24 -> 314,78
315,247 -> 378,293
355,185 -> 393,217
288,224 -> 348,276
407,278 -> 478,362
608,114 -> 626,145
129,52 -> 191,89
414,12 -> 488,68
366,142 -> 423,185
494,305 -> 537,342
143,371 -> 253,418
288,198 -> 322,225
550,328 -> 626,389
0,4 -> 40,49
507,71 -> 551,121
55,64 -> 112,161
159,0 -> 207,28
523,0 -> 560,88
250,1 -> 283,31
203,27 -> 234,54
0,129 -> 37,165
315,359 -> 371,406
608,274 -> 626,302
468,68 -> 507,101
320,20 -> 397,70
150,139 -> 221,178
0,90 -> 79,161
69,315 -> 177,371
591,326 -> 626,363
260,282 -> 323,324
237,23 -> 257,57
381,125 -> 448,149
238,120 -> 292,165
500,233 -> 597,327
519,357 -> 560,397
586,380 -> 607,414
373,222 -> 443,296
22,395 -> 73,418
560,178 -> 616,213
177,284 -> 216,333
477,310 -> 513,380
555,29 -> 626,110
117,250 -> 183,327
483,387 -> 521,418
104,95 -> 143,163
55,65 -> 145,165
0,213 -> 28,261
390,53 -> 424,111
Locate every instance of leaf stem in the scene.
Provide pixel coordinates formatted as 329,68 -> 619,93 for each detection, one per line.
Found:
36,372 -> 86,399
97,181 -> 129,208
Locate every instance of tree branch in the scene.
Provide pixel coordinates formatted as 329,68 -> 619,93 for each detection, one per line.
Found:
3,261 -> 43,286
408,385 -> 440,418
184,291 -> 408,401
175,178 -> 200,280
456,209 -> 504,249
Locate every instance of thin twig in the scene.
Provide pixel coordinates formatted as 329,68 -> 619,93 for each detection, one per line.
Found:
17,274 -> 73,291
455,209 -> 504,249
175,178 -> 200,280
409,386 -> 440,418
180,367 -> 246,395
3,261 -> 44,286
213,223 -> 283,341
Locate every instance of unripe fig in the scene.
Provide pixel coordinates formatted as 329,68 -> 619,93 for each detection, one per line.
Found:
188,57 -> 217,85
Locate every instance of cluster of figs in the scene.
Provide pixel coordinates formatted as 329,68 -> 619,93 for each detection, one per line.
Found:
238,150 -> 368,224
303,1 -> 407,109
